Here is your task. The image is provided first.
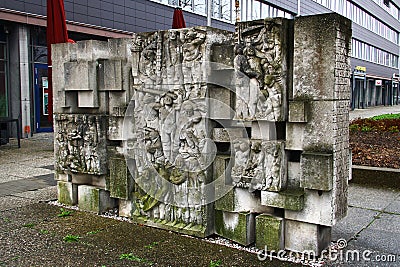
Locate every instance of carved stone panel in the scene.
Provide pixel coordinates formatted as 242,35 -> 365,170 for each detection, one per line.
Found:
231,139 -> 286,192
234,18 -> 290,122
54,114 -> 107,175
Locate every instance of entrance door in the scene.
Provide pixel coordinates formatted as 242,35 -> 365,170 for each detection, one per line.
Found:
34,63 -> 52,132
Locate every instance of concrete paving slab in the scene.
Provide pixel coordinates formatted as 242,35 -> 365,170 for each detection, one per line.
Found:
384,200 -> 400,215
0,163 -> 53,180
12,186 -> 57,201
332,206 -> 379,242
18,157 -> 55,168
0,174 -> 25,184
348,184 -> 400,211
356,213 -> 400,255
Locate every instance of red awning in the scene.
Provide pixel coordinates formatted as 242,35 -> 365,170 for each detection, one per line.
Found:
47,0 -> 69,123
172,8 -> 186,29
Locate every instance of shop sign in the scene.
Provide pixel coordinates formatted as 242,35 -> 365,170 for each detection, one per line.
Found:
355,66 -> 366,72
375,80 -> 382,86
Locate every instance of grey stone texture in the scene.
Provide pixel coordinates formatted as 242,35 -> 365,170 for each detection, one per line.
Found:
53,13 -> 351,254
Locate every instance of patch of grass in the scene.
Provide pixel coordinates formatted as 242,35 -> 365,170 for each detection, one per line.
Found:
39,229 -> 49,234
63,234 -> 81,242
1,217 -> 11,223
371,113 -> 400,120
22,223 -> 36,228
58,208 -> 73,217
210,259 -> 222,267
86,229 -> 103,235
144,241 -> 159,249
119,253 -> 152,265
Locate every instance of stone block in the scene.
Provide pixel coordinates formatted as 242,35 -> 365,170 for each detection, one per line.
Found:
302,101 -> 337,152
64,61 -> 91,91
119,199 -> 134,218
109,157 -> 133,200
215,187 -> 273,213
256,214 -> 284,251
108,116 -> 124,141
287,162 -> 301,189
293,14 -> 351,100
212,128 -> 246,143
285,189 -> 337,226
209,86 -> 233,119
285,220 -> 331,255
288,101 -> 308,122
285,123 -> 304,151
76,40 -> 109,61
300,152 -> 333,191
78,185 -> 117,214
251,121 -> 276,140
261,190 -> 304,211
97,59 -> 123,91
57,181 -> 78,205
215,210 -> 255,246
78,91 -> 99,108
55,172 -> 71,182
71,174 -> 106,188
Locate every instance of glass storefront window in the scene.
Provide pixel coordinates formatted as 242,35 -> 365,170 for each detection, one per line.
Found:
0,27 -> 8,118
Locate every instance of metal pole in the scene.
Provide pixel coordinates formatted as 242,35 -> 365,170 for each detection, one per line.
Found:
297,0 -> 301,16
207,0 -> 212,26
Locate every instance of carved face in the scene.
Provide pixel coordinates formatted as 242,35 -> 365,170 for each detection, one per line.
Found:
169,31 -> 177,40
182,103 -> 194,116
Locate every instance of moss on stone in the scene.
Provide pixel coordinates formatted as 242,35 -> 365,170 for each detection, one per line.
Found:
255,214 -> 283,251
215,210 -> 253,245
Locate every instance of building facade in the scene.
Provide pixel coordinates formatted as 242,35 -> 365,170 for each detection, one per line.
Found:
0,0 -> 399,136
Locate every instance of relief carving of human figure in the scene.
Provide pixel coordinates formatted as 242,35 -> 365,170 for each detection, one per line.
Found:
181,29 -> 206,99
83,116 -> 99,173
232,139 -> 250,184
165,30 -> 183,85
139,36 -> 158,86
159,92 -> 178,163
243,45 -> 263,118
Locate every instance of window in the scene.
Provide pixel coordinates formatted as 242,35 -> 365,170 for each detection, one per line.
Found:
352,38 -> 399,68
313,0 -> 399,45
0,25 -> 8,117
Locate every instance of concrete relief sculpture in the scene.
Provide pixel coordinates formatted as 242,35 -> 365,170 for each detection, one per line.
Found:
235,19 -> 285,121
55,114 -> 105,175
232,139 -> 285,192
53,14 -> 351,254
127,28 -> 213,235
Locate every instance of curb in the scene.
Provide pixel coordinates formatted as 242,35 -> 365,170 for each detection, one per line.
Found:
351,165 -> 400,189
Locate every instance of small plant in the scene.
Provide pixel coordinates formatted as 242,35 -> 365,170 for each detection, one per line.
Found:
86,229 -> 103,235
119,253 -> 152,265
63,234 -> 81,242
210,259 -> 222,267
361,125 -> 372,132
388,125 -> 399,133
144,241 -> 159,249
1,217 -> 11,223
58,208 -> 73,217
22,223 -> 36,228
119,253 -> 144,261
39,229 -> 49,234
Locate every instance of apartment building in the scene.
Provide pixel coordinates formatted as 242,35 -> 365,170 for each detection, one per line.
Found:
0,0 -> 399,136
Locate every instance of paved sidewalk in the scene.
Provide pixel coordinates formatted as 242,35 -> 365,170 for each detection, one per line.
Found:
350,105 -> 400,121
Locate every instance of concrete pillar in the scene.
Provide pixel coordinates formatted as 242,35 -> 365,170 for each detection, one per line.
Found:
18,25 -> 32,137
